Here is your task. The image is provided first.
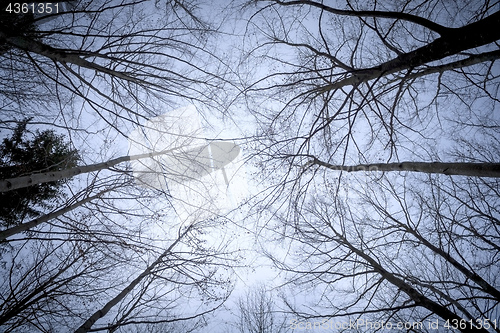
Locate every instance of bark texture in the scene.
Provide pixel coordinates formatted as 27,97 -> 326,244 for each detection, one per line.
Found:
310,159 -> 500,178
0,148 -> 179,193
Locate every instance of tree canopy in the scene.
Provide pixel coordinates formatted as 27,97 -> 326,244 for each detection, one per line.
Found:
0,0 -> 499,332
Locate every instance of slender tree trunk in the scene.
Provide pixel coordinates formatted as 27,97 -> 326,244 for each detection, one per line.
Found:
316,10 -> 500,91
0,148 -> 180,193
0,32 -> 155,89
380,212 -> 500,301
309,158 -> 500,178
74,225 -> 191,333
0,187 -> 115,240
333,229 -> 490,333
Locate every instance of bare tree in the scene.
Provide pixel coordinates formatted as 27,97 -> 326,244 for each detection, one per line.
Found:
0,1 -> 241,331
305,158 -> 500,178
0,0 -> 229,133
0,184 -> 118,240
261,173 -> 499,333
240,0 -> 499,168
0,132 -> 239,331
0,145 -> 185,193
1,207 -> 237,331
0,232 -> 122,331
232,284 -> 290,333
238,0 -> 500,331
2,0 -> 498,330
75,221 -> 231,333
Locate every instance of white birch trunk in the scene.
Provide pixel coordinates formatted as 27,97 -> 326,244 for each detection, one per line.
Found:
0,148 -> 179,193
310,159 -> 500,178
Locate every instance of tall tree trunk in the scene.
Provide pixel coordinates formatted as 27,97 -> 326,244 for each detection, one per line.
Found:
309,158 -> 500,178
0,148 -> 180,193
333,228 -> 490,333
0,187 -> 115,240
74,225 -> 191,333
315,10 -> 500,91
0,32 -> 154,88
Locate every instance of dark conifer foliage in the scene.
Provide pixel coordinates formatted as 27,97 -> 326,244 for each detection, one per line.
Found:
0,1 -> 39,53
0,119 -> 79,227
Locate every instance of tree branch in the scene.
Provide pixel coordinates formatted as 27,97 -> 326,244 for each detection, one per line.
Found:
0,32 -> 159,89
269,0 -> 452,36
75,225 -> 192,333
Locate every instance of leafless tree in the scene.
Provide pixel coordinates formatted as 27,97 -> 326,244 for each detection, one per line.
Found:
238,0 -> 500,331
261,173 -> 499,333
75,221 -> 234,333
231,284 -> 290,333
240,0 -> 499,170
2,0 -> 499,330
1,208 -> 237,332
0,0 -> 230,133
0,1 -> 241,331
0,145 -> 184,193
0,132 -> 241,331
